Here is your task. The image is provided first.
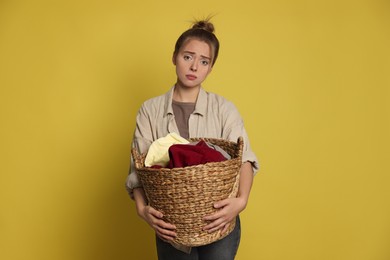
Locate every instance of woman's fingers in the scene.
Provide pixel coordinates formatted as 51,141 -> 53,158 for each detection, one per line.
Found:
203,198 -> 243,233
157,218 -> 176,230
144,206 -> 177,240
203,213 -> 229,232
205,220 -> 228,233
221,223 -> 230,234
155,224 -> 177,241
146,205 -> 163,219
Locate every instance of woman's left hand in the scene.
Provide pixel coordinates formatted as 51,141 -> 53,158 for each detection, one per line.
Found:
204,162 -> 254,234
203,197 -> 247,234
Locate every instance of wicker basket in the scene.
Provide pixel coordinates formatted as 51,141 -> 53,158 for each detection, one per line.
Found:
131,137 -> 243,247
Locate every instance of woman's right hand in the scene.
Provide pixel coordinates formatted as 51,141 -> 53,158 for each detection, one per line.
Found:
139,205 -> 177,242
133,187 -> 177,241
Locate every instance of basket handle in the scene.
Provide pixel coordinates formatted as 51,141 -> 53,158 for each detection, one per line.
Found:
131,148 -> 144,169
237,136 -> 244,160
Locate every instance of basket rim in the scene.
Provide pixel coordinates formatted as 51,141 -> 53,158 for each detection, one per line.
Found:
134,157 -> 241,172
131,136 -> 244,170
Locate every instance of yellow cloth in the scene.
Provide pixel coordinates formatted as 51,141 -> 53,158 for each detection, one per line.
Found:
144,132 -> 189,167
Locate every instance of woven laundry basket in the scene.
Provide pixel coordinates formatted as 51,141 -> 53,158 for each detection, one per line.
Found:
131,137 -> 243,247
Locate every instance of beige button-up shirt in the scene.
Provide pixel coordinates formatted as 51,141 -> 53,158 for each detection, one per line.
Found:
126,86 -> 259,194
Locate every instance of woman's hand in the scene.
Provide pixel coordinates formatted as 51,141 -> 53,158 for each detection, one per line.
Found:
203,162 -> 254,234
133,188 -> 176,242
138,205 -> 177,242
203,197 -> 246,234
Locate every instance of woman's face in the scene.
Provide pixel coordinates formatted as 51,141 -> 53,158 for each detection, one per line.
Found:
173,38 -> 213,89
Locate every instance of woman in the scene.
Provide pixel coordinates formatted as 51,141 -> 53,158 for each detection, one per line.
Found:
126,18 -> 259,260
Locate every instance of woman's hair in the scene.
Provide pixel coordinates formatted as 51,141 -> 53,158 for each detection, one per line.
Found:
173,18 -> 220,66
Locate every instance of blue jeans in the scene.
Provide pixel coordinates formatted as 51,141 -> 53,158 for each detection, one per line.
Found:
156,216 -> 241,260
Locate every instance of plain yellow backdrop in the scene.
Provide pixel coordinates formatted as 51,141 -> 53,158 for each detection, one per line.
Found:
0,0 -> 389,259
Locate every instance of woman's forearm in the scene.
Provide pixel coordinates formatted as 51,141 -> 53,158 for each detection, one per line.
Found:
133,187 -> 148,219
237,161 -> 254,208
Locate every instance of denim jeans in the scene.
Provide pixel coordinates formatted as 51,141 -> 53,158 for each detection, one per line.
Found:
156,216 -> 241,260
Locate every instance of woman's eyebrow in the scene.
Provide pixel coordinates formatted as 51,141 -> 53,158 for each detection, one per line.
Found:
183,51 -> 211,60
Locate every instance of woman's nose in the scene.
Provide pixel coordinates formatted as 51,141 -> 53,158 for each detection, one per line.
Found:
190,61 -> 198,71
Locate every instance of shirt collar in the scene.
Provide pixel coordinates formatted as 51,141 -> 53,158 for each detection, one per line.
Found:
164,86 -> 175,116
164,86 -> 207,116
193,87 -> 207,116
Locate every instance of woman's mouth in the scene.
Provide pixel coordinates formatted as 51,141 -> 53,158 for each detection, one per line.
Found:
186,74 -> 197,80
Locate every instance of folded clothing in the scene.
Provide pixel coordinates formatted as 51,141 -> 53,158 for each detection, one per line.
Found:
144,132 -> 189,167
167,140 -> 228,169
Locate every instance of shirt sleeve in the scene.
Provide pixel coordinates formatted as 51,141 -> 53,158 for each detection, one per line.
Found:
126,104 -> 154,199
222,101 -> 260,175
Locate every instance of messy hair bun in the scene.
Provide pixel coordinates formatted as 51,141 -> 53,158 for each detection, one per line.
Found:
192,20 -> 215,33
173,18 -> 220,66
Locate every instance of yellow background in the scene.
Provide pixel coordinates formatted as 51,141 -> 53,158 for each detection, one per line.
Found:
1,0 -> 389,259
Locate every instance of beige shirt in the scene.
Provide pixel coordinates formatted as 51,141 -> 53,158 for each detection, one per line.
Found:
126,86 -> 259,194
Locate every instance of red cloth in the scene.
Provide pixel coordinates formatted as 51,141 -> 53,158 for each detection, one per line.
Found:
167,140 -> 227,169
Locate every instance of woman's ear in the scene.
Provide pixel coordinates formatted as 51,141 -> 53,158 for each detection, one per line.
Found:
172,54 -> 176,65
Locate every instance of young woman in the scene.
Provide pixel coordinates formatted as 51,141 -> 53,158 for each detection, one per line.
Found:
126,18 -> 259,260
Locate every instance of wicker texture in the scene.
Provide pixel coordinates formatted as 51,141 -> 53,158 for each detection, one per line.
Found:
132,137 -> 243,247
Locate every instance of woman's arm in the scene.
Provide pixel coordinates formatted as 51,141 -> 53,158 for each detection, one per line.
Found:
129,103 -> 177,241
203,161 -> 254,233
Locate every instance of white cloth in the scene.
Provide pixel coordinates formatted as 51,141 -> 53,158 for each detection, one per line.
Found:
144,132 -> 189,167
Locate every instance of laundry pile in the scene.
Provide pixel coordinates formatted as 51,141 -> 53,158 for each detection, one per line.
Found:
144,133 -> 230,169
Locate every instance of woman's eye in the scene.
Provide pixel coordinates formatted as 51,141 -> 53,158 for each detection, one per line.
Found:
183,55 -> 192,61
201,60 -> 209,66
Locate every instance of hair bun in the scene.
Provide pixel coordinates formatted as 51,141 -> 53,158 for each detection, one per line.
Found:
192,20 -> 215,33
